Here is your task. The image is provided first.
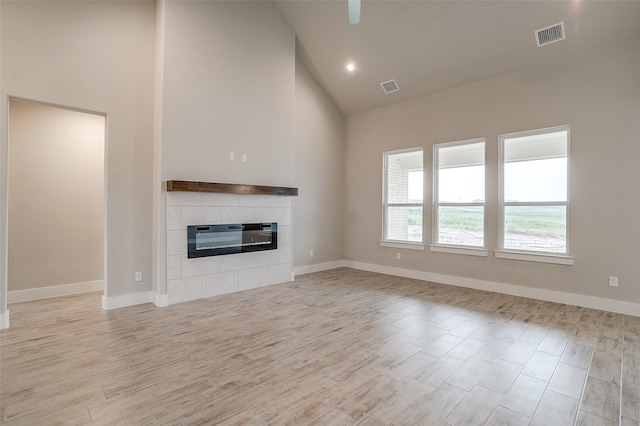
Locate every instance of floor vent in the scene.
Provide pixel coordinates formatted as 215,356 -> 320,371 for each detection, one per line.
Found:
381,79 -> 400,94
535,22 -> 565,47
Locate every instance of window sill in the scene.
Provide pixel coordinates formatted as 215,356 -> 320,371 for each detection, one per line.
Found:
429,245 -> 488,257
494,250 -> 574,265
380,241 -> 425,251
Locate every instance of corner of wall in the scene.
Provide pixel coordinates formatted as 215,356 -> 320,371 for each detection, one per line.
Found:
0,310 -> 9,329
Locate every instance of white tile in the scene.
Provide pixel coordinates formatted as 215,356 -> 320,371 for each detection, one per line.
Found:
220,253 -> 255,272
202,193 -> 238,207
254,251 -> 271,268
167,192 -> 201,206
181,206 -> 221,228
202,271 -> 239,298
168,276 -> 202,304
167,255 -> 182,280
220,206 -> 255,223
167,230 -> 187,255
182,255 -> 221,278
257,207 -> 291,226
167,206 -> 181,231
277,225 -> 291,246
239,194 -> 290,207
239,266 -> 270,290
269,244 -> 292,265
270,263 -> 292,284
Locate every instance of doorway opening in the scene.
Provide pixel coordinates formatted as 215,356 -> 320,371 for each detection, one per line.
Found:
7,98 -> 106,303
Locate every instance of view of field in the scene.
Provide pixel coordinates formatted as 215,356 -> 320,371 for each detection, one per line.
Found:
407,205 -> 567,252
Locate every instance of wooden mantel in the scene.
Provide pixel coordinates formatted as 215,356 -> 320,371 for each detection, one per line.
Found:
166,180 -> 298,196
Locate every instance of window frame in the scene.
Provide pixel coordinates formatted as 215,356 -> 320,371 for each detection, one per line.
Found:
431,138 -> 488,257
497,125 -> 573,265
381,147 -> 424,247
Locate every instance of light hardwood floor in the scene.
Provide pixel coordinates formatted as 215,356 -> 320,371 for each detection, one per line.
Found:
1,268 -> 639,425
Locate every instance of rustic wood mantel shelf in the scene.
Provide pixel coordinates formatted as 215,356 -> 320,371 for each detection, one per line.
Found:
166,180 -> 298,196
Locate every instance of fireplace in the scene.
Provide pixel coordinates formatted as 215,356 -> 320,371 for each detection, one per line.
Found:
187,222 -> 277,258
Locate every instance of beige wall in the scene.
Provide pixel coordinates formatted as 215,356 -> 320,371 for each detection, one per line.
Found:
345,37 -> 640,304
294,57 -> 345,268
8,100 -> 104,291
1,0 -> 156,309
159,0 -> 295,187
156,0 -> 296,295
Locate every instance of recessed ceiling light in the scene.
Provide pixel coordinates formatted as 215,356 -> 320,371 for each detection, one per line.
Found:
346,63 -> 355,72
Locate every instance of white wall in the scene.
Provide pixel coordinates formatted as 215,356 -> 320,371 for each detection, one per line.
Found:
154,1 -> 296,298
294,57 -> 346,270
0,0 -> 156,319
8,100 -> 104,292
345,37 -> 640,306
159,0 -> 295,187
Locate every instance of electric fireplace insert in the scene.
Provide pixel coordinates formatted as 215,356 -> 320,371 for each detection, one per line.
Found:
187,222 -> 277,258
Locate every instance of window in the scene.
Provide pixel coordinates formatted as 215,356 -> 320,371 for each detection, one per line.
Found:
499,126 -> 569,257
432,139 -> 485,251
382,148 -> 423,244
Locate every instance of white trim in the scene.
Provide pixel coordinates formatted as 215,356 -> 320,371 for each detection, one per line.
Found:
102,291 -> 153,310
8,280 -> 104,303
345,260 -> 639,317
430,245 -> 488,257
380,241 -> 425,250
498,125 -> 571,255
294,260 -> 347,276
152,292 -> 169,308
382,147 -> 424,243
494,250 -> 574,265
0,311 -> 9,329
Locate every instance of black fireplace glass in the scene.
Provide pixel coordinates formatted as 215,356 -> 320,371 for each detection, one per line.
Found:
187,223 -> 277,258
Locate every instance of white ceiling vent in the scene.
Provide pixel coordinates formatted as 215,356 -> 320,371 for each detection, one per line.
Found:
381,79 -> 400,94
535,22 -> 565,47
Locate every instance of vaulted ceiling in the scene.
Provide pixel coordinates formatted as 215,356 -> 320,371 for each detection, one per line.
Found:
273,0 -> 640,116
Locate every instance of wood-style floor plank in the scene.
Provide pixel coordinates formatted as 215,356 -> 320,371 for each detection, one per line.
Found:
1,268 -> 638,425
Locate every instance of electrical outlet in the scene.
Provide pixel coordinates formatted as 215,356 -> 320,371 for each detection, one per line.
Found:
135,271 -> 143,282
309,250 -> 314,258
609,276 -> 618,287
241,154 -> 248,163
229,152 -> 235,162
396,252 -> 401,260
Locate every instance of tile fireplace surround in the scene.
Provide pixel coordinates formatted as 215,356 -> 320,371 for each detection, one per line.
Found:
166,182 -> 296,305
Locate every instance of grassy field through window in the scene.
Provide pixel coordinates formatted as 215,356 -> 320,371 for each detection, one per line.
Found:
434,205 -> 566,252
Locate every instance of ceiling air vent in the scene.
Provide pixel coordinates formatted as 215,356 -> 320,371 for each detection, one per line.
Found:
535,22 -> 565,47
381,79 -> 400,94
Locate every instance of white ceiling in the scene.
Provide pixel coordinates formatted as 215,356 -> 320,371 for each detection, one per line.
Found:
273,0 -> 640,116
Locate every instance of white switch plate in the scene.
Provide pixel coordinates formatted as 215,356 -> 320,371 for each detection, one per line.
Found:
609,276 -> 618,287
309,250 -> 314,258
396,253 -> 401,260
135,271 -> 143,282
241,154 -> 248,163
229,152 -> 235,161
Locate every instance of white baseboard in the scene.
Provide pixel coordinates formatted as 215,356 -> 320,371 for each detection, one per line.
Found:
346,260 -> 640,317
293,260 -> 347,276
102,291 -> 169,310
102,291 -> 152,310
0,311 -> 9,329
152,292 -> 169,307
8,280 -> 104,303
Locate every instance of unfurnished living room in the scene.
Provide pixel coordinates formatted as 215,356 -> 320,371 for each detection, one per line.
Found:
0,0 -> 639,425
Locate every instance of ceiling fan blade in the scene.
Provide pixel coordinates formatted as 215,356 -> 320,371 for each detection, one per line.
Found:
348,0 -> 360,25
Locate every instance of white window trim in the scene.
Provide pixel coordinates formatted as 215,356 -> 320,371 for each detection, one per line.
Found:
382,147 -> 424,244
432,138 -> 486,252
495,250 -> 574,265
380,241 -> 425,250
498,125 -> 571,259
429,244 -> 488,257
